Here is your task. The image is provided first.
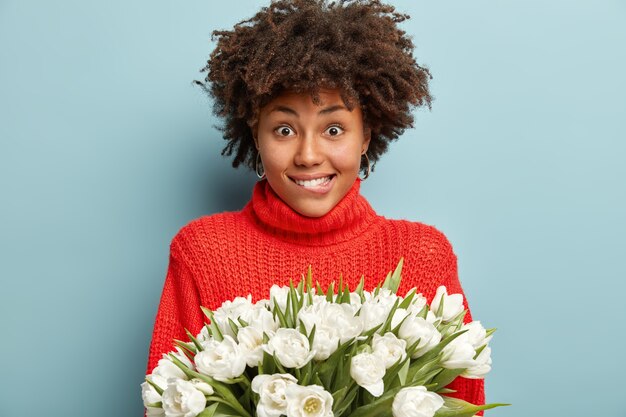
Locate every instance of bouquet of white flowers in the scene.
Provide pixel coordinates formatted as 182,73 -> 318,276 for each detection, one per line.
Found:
142,259 -> 508,417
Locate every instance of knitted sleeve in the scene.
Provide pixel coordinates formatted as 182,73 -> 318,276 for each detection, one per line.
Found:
145,235 -> 205,374
438,236 -> 486,416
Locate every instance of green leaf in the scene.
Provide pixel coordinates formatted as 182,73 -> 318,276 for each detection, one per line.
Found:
300,360 -> 313,386
434,396 -> 510,417
436,387 -> 457,394
381,258 -> 404,294
430,368 -> 464,390
485,328 -> 497,338
397,357 -> 410,385
262,350 -> 276,375
185,329 -> 204,352
379,297 -> 401,334
307,324 -> 317,350
474,344 -> 487,359
306,266 -> 313,293
417,304 -> 429,319
316,339 -> 353,388
336,274 -> 344,303
316,281 -> 324,297
348,393 -> 395,417
341,284 -> 351,304
373,281 -> 382,297
273,298 -> 288,328
412,367 -> 444,386
201,307 -> 224,342
355,276 -> 365,297
285,285 -> 294,328
227,318 -> 240,337
361,323 -> 383,338
200,306 -> 214,320
145,377 -> 164,395
168,355 -> 252,417
406,330 -> 468,383
398,288 -> 417,309
435,293 -> 445,318
168,353 -> 196,379
174,340 -> 197,357
197,402 -> 219,417
326,281 -> 335,302
404,337 -> 423,360
201,402 -> 244,417
289,279 -> 300,324
331,386 -> 348,408
333,384 -> 359,416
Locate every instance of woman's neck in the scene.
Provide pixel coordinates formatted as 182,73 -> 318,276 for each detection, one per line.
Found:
243,179 -> 378,246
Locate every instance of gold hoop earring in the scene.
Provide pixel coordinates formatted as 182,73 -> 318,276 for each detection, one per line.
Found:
360,153 -> 371,181
255,152 -> 266,180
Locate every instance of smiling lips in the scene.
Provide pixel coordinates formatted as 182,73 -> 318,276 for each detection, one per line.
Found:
290,175 -> 336,192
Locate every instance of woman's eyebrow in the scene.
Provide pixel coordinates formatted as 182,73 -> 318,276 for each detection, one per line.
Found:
269,104 -> 348,117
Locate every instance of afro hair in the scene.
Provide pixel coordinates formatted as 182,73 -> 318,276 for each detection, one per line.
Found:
194,0 -> 433,171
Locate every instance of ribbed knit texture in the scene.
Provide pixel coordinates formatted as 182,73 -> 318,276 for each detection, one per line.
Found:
146,178 -> 485,412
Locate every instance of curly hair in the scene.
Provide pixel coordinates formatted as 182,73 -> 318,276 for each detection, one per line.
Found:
194,0 -> 433,171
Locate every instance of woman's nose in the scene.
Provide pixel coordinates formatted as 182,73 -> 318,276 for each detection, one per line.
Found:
293,134 -> 323,167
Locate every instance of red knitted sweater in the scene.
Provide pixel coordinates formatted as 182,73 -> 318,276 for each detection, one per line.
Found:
146,178 -> 485,411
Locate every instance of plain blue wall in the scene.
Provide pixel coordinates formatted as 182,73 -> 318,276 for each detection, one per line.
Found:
1,1 -> 624,416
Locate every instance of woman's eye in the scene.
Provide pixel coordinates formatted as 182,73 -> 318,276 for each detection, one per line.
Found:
325,125 -> 344,136
275,126 -> 295,137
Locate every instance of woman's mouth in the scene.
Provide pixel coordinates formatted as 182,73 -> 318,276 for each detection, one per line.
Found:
289,175 -> 336,193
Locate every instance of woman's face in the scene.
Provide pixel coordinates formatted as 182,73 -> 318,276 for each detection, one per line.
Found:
255,88 -> 370,218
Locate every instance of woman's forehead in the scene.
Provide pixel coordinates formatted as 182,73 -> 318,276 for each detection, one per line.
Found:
263,87 -> 358,111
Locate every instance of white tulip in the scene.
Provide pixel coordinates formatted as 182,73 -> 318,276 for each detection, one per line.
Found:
462,321 -> 492,349
251,373 -> 298,417
285,384 -> 334,417
238,326 -> 265,367
195,335 -> 246,381
299,301 -> 362,343
440,332 -> 477,370
213,295 -> 254,338
298,301 -> 363,360
161,379 -> 206,417
430,286 -> 464,322
462,346 -> 492,379
196,326 -> 211,343
189,378 -> 214,395
153,356 -> 188,381
405,292 -> 428,315
269,285 -> 290,312
349,292 -> 364,307
398,315 -> 442,358
241,304 -> 279,334
372,333 -> 407,369
392,386 -> 444,417
360,289 -> 399,331
141,377 -> 165,416
350,352 -> 386,397
309,327 -> 340,361
424,310 -> 440,325
390,308 -> 409,329
322,303 -> 363,342
265,328 -> 315,369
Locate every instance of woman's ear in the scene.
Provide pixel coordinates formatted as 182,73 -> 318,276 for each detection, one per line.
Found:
362,127 -> 372,154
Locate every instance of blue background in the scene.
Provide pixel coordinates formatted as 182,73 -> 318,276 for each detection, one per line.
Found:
1,1 -> 624,416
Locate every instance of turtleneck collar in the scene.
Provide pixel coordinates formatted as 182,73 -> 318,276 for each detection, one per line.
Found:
243,178 -> 379,246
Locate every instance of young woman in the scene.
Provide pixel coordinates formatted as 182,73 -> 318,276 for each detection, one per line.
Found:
146,0 -> 485,412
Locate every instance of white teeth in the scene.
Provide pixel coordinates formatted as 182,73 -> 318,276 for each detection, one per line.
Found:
294,176 -> 332,188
